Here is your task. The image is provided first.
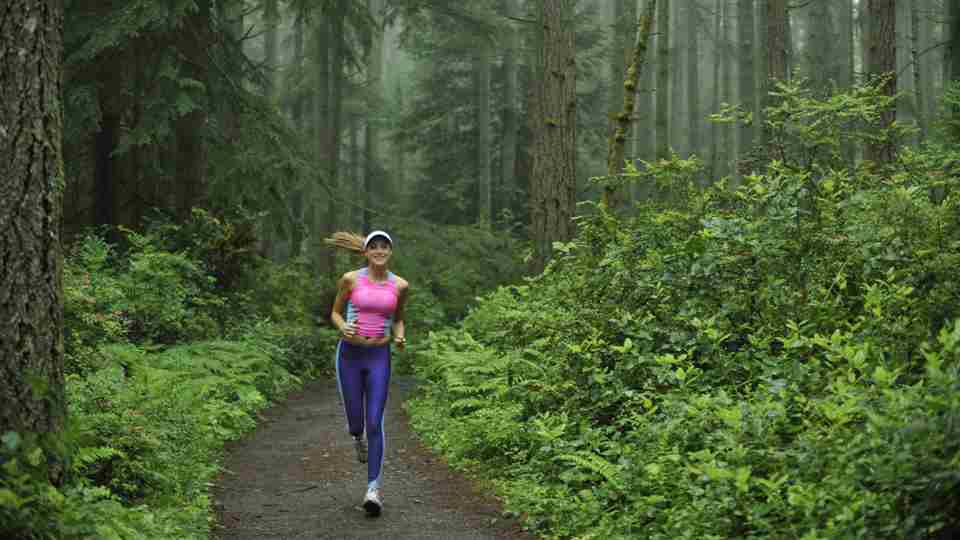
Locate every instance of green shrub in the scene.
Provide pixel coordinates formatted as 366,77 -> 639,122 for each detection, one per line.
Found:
408,79 -> 960,539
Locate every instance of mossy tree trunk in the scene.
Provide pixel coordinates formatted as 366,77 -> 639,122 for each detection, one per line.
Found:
604,0 -> 656,210
0,0 -> 66,484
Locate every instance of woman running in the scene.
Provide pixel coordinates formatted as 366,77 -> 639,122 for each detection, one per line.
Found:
327,230 -> 408,516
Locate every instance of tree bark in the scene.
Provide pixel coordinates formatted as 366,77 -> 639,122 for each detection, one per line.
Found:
530,0 -> 577,273
285,7 -> 306,259
326,8 -> 344,276
475,39 -> 493,225
710,0 -> 723,178
809,0 -> 835,95
604,0 -> 636,206
687,0 -> 700,159
365,0 -> 384,232
264,0 -> 279,100
719,0 -> 733,178
655,0 -> 670,159
950,0 -> 960,85
393,85 -> 406,203
911,0 -> 926,140
0,0 -> 66,483
500,0 -> 519,224
763,0 -> 789,150
604,0 -> 656,209
737,0 -> 756,165
175,0 -> 211,221
312,14 -> 331,265
865,0 -> 897,164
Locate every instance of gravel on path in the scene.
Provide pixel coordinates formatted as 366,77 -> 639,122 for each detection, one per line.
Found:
212,376 -> 537,540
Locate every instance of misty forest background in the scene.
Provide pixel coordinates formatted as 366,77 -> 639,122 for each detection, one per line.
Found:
4,0 -> 960,538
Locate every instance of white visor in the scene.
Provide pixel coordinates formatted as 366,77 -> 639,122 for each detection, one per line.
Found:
363,230 -> 393,249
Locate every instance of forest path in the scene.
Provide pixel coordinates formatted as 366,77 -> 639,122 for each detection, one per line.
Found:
212,375 -> 535,540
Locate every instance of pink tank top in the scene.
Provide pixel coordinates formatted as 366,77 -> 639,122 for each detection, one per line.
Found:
345,268 -> 399,338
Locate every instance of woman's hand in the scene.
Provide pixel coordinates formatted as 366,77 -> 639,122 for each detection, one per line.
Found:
393,335 -> 406,351
339,322 -> 357,339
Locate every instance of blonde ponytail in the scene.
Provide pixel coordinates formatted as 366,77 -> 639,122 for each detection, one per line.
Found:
323,231 -> 365,254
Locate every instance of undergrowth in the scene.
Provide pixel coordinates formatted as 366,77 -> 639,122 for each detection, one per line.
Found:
408,80 -> 960,538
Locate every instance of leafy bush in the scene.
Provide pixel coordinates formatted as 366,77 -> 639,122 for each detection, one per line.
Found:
408,79 -> 960,538
6,212 -> 326,538
2,334 -> 305,539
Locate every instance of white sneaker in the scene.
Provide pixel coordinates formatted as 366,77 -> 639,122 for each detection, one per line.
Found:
362,487 -> 383,516
354,436 -> 367,464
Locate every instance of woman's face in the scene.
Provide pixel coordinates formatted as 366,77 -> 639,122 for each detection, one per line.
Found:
364,238 -> 392,267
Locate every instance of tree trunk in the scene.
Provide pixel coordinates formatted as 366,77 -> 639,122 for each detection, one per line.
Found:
291,7 -> 305,131
911,0 -> 926,140
325,9 -> 344,277
365,0 -> 384,232
838,0 -> 855,89
950,0 -> 960,85
530,0 -> 577,273
392,85 -> 406,203
949,0 -> 960,139
655,0 -> 670,159
763,0 -> 789,149
0,0 -> 66,484
866,0 -> 897,164
737,0 -> 756,167
719,0 -> 733,179
500,0 -> 519,224
175,0 -> 211,221
605,0 -> 638,206
670,0 -> 685,153
711,0 -> 723,179
264,0 -> 279,100
687,0 -> 700,160
349,113 -> 361,229
809,0 -> 834,95
604,0 -> 656,209
475,39 -> 493,225
312,15 -> 331,264
94,112 -> 119,232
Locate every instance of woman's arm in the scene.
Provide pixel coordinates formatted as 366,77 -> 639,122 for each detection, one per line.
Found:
330,272 -> 356,338
391,278 -> 409,350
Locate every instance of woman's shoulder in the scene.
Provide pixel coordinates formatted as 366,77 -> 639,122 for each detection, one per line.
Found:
339,270 -> 360,287
392,274 -> 409,291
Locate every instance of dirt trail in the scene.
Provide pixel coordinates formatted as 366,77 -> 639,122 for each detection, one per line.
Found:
212,376 -> 536,540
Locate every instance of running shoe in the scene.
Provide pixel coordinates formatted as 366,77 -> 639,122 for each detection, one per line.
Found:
363,487 -> 383,516
353,435 -> 367,464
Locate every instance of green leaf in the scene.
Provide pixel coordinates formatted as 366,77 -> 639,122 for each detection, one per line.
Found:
1,431 -> 20,451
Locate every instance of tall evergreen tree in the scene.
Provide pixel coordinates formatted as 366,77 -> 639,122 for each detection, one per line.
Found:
0,0 -> 66,484
530,0 -> 577,272
365,0 -> 385,232
475,38 -> 493,225
655,0 -> 670,159
737,0 -> 756,167
687,0 -> 701,158
764,0 -> 789,147
865,0 -> 897,164
500,0 -> 520,223
175,0 -> 212,221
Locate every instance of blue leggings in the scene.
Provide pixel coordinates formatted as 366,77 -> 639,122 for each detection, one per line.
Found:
335,340 -> 391,488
